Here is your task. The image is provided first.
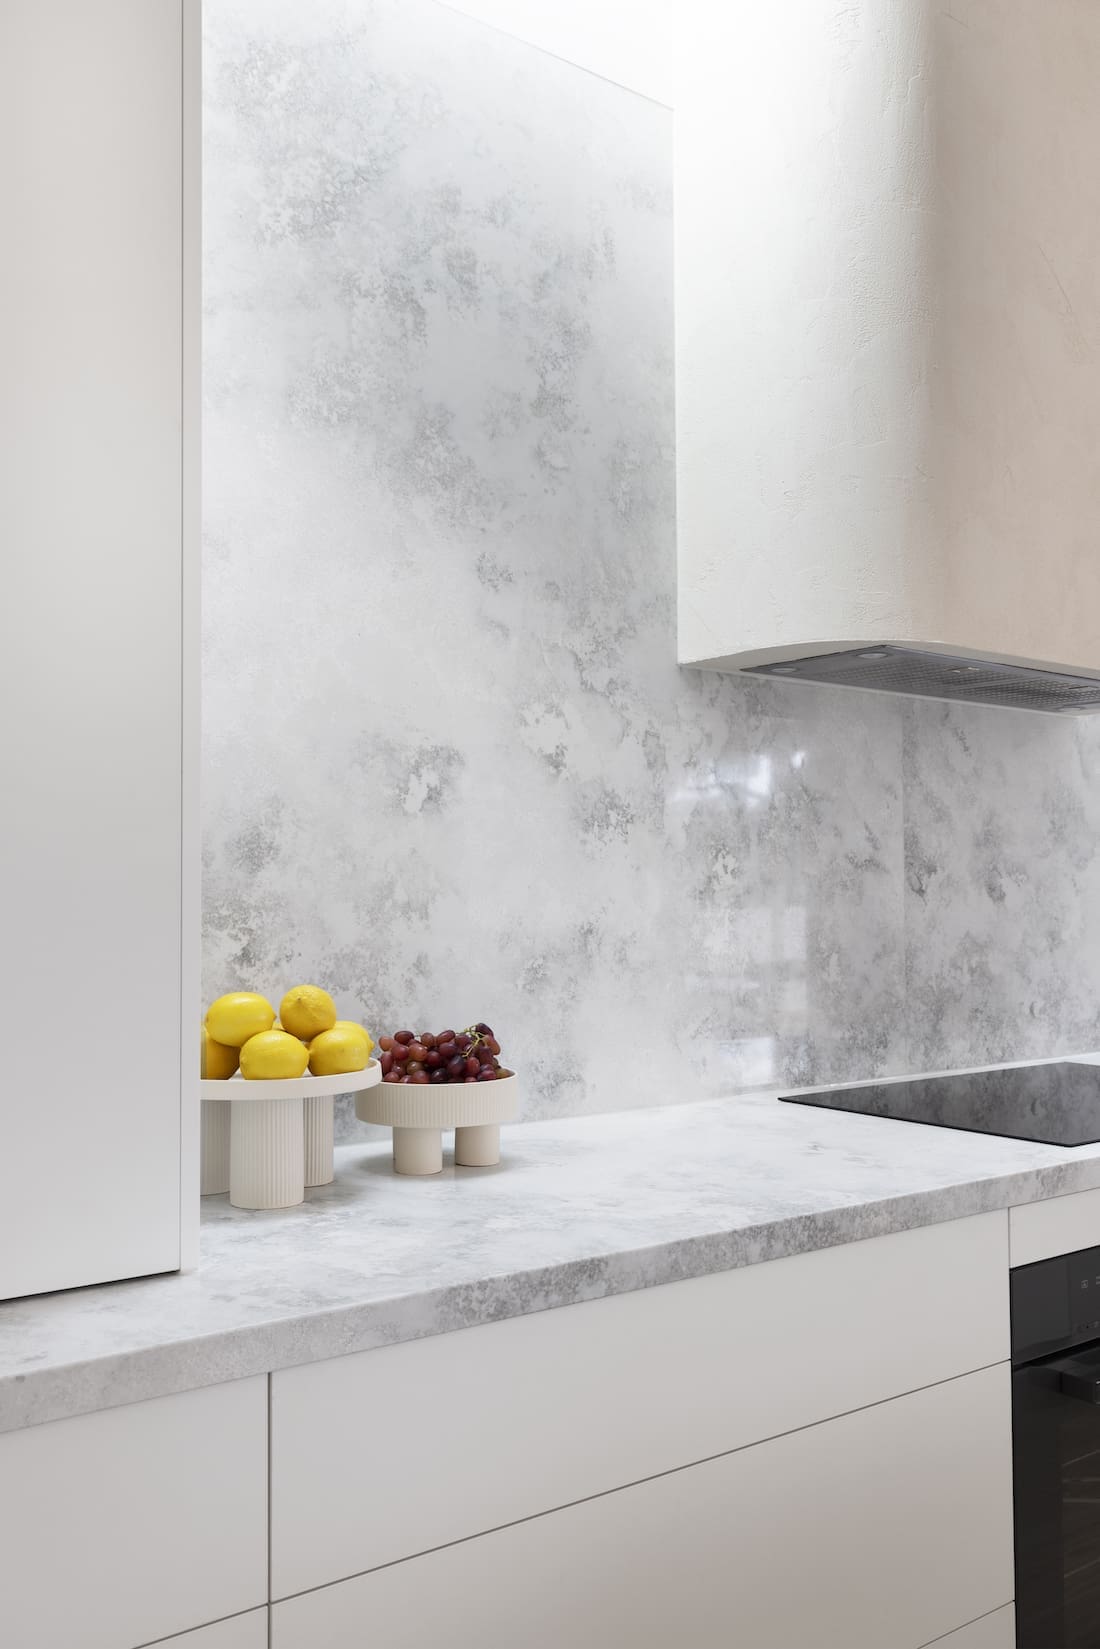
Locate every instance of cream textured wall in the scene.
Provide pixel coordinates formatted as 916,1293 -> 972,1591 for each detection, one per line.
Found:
934,0 -> 1100,671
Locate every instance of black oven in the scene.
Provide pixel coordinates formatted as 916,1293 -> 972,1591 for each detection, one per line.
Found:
1013,1245 -> 1100,1647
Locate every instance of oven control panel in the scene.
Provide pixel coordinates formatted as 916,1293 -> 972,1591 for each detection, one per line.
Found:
1012,1243 -> 1100,1365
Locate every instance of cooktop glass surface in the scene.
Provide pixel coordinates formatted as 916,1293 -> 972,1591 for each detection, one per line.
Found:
780,1061 -> 1100,1146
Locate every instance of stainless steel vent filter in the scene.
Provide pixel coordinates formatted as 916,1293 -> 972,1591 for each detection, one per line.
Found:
747,646 -> 1100,713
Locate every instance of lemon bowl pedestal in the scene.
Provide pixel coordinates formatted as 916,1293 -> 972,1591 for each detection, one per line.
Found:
201,1061 -> 381,1208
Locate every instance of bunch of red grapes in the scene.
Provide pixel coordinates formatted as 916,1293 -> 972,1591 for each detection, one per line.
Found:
377,1023 -> 513,1085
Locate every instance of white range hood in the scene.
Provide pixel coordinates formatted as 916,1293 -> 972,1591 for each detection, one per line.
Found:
676,0 -> 1100,714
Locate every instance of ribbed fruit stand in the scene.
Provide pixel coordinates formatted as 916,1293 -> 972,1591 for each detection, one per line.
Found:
201,1061 -> 381,1208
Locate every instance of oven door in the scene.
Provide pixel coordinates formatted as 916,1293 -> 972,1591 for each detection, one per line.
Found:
1015,1342 -> 1100,1648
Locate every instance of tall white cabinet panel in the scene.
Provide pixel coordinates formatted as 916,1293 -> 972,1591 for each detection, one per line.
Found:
0,0 -> 199,1295
0,1377 -> 267,1649
272,1364 -> 1013,1649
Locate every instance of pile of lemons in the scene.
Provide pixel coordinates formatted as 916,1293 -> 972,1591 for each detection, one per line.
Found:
201,985 -> 375,1082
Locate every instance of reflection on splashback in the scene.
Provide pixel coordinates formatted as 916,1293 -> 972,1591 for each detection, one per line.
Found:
203,0 -> 1100,1140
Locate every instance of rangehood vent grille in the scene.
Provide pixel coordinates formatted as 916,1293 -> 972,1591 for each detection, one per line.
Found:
747,646 -> 1100,714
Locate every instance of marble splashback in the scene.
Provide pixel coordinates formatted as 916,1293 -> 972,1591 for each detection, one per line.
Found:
202,0 -> 1100,1139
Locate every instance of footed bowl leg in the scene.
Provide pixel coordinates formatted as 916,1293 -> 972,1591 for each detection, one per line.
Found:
454,1123 -> 500,1167
230,1096 -> 305,1210
393,1127 -> 443,1176
303,1093 -> 335,1187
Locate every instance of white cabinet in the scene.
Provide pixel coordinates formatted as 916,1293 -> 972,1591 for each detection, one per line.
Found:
0,1377 -> 267,1649
1010,1185 -> 1100,1267
151,1610 -> 270,1648
0,0 -> 199,1297
272,1364 -> 1013,1649
272,1212 -> 1007,1597
922,1606 -> 1016,1648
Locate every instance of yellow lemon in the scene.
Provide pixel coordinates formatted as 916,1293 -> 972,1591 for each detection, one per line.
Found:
280,984 -> 337,1041
205,991 -> 276,1048
239,1030 -> 310,1080
308,1026 -> 371,1077
200,1025 -> 238,1080
333,1020 -> 374,1057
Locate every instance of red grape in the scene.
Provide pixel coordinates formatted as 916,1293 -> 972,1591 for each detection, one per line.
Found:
379,1023 -> 509,1084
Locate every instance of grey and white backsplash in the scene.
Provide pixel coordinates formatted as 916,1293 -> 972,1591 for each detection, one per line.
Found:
203,0 -> 1100,1139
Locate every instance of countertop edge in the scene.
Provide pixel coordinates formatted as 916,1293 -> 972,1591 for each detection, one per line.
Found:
4,1152 -> 1097,1437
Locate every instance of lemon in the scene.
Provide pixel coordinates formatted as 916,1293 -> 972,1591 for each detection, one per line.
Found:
333,1020 -> 374,1057
201,1025 -> 238,1080
205,991 -> 276,1048
309,1026 -> 371,1077
239,1030 -> 310,1080
280,984 -> 337,1041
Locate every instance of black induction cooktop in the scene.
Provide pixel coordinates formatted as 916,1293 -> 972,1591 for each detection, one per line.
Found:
779,1061 -> 1100,1146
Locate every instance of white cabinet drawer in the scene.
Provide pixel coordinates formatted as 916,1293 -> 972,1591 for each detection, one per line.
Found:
921,1606 -> 1015,1648
0,1377 -> 267,1649
1010,1186 -> 1100,1266
272,1212 -> 1007,1596
272,1363 -> 1013,1649
150,1610 -> 269,1648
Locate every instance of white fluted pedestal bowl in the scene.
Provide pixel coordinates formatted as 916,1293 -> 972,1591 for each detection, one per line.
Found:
201,1060 -> 381,1208
356,1074 -> 518,1175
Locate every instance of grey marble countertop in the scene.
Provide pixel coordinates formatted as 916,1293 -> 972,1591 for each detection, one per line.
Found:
6,1063 -> 1100,1435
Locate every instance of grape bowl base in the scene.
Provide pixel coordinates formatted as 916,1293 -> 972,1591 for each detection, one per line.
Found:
356,1074 -> 519,1176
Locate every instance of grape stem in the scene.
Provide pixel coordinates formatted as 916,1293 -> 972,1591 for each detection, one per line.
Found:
462,1024 -> 493,1063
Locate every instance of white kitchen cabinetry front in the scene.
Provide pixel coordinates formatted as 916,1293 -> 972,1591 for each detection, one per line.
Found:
0,0 -> 199,1297
272,1212 -> 1007,1596
0,1377 -> 267,1649
272,1364 -> 1012,1649
922,1606 -> 1016,1648
151,1609 -> 270,1648
1009,1184 -> 1100,1267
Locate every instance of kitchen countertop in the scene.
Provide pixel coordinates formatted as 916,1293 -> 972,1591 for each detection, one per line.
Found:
6,1060 -> 1100,1435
